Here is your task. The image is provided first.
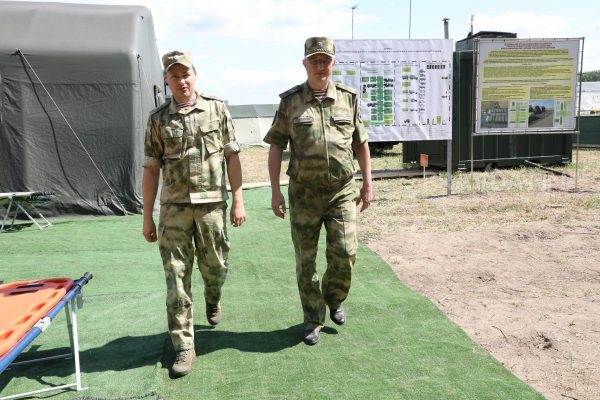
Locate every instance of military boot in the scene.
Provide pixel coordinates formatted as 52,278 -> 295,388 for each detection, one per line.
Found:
206,302 -> 222,325
172,348 -> 195,377
303,327 -> 321,345
330,306 -> 346,325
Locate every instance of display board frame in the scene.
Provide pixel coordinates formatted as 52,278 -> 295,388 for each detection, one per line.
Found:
333,39 -> 454,142
473,37 -> 583,136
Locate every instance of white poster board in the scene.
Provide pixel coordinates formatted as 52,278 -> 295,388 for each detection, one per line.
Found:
474,38 -> 581,135
333,39 -> 453,141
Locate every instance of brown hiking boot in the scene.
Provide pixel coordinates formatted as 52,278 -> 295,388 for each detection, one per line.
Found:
206,302 -> 222,325
172,348 -> 195,377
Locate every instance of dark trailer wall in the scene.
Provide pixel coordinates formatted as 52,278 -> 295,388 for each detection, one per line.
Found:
0,1 -> 164,215
578,115 -> 600,146
404,31 -> 572,170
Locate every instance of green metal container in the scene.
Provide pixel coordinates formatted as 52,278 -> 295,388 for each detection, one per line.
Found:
577,115 -> 600,147
404,32 -> 573,170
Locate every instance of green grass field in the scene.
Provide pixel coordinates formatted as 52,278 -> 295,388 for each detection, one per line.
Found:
0,187 -> 543,399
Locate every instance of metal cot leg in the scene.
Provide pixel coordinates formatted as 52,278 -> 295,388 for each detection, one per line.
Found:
67,297 -> 84,391
0,198 -> 15,232
0,294 -> 88,400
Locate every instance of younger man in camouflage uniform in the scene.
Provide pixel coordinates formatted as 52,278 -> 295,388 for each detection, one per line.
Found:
142,51 -> 246,376
264,37 -> 373,345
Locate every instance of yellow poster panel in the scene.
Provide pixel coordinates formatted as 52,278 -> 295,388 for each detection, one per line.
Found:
482,86 -> 528,101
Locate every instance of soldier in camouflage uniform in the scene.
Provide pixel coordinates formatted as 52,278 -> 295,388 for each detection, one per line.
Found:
264,37 -> 373,345
142,51 -> 246,377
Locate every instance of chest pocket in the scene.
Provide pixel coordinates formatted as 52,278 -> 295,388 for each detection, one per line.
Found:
161,124 -> 184,160
292,114 -> 315,140
331,113 -> 354,138
293,115 -> 314,126
199,120 -> 223,155
332,115 -> 352,124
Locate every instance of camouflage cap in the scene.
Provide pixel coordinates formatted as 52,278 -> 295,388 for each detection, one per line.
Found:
304,37 -> 335,59
162,50 -> 193,71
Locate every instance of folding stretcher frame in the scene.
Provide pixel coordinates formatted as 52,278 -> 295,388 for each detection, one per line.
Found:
0,192 -> 53,232
0,273 -> 93,400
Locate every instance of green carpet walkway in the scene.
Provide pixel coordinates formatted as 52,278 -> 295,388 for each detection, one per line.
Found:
0,187 -> 543,399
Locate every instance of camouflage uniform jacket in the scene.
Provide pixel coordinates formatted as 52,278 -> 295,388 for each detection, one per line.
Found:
144,92 -> 240,204
264,81 -> 368,188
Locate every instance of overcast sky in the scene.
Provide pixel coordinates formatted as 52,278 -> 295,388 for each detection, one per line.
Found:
19,0 -> 600,105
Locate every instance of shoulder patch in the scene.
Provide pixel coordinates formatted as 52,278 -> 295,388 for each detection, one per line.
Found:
150,99 -> 170,115
199,93 -> 223,102
334,81 -> 357,94
279,85 -> 302,99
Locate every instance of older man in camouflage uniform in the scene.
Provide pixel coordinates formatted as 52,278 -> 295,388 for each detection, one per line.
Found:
264,37 -> 373,345
142,51 -> 246,377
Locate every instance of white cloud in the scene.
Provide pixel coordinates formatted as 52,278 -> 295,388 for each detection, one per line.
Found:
221,66 -> 304,87
196,65 -> 306,104
17,0 -> 600,103
137,0 -> 360,44
473,12 -> 571,38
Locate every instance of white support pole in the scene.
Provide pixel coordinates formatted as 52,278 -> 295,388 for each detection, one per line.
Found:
444,17 -> 452,196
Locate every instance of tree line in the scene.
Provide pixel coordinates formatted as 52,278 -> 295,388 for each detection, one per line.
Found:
582,70 -> 600,82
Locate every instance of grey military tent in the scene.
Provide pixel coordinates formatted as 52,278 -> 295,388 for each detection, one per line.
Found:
0,1 -> 164,215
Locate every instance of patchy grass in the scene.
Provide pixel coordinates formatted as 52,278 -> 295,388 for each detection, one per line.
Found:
239,143 -> 406,183
238,145 -> 600,242
581,196 -> 600,209
238,145 -> 273,183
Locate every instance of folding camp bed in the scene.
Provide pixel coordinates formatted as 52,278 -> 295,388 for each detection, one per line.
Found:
0,192 -> 53,232
0,273 -> 93,400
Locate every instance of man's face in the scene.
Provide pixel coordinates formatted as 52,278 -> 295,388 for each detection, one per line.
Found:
303,54 -> 334,87
165,64 -> 196,102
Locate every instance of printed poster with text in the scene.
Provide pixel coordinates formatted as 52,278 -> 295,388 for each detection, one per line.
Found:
475,38 -> 580,135
333,39 -> 453,142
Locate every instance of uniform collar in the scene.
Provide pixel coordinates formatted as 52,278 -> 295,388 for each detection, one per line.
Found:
302,81 -> 337,104
168,91 -> 205,115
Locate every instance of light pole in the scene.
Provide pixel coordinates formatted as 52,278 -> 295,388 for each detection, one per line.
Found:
408,0 -> 412,39
351,4 -> 358,39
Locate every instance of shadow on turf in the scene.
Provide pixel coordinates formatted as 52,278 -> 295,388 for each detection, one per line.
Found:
0,323 -> 337,389
0,222 -> 35,232
190,324 -> 337,355
193,323 -> 305,355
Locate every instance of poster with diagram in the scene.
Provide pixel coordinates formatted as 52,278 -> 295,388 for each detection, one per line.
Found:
474,38 -> 581,135
333,39 -> 453,141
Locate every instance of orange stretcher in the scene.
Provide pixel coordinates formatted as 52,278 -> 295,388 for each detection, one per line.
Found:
0,273 -> 92,400
0,278 -> 73,357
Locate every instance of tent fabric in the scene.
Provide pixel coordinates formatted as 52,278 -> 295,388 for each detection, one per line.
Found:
579,82 -> 600,114
0,1 -> 164,215
229,104 -> 278,119
229,104 -> 277,146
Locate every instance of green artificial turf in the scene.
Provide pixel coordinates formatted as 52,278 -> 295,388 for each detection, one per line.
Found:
0,187 -> 543,399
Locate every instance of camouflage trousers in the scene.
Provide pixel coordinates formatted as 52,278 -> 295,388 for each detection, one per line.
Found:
288,178 -> 359,330
158,202 -> 230,351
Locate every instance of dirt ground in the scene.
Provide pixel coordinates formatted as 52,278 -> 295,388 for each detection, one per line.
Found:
366,208 -> 600,400
240,146 -> 600,400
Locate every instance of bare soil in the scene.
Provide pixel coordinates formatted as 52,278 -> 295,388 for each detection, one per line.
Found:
239,146 -> 600,400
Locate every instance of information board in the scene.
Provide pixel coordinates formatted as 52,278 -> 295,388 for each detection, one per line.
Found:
333,39 -> 453,141
474,38 -> 581,135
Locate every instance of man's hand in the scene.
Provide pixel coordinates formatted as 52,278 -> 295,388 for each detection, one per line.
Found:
143,218 -> 157,242
271,191 -> 287,219
230,201 -> 246,227
142,166 -> 160,242
357,184 -> 373,212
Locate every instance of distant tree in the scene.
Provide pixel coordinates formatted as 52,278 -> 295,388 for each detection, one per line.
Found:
581,70 -> 600,82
